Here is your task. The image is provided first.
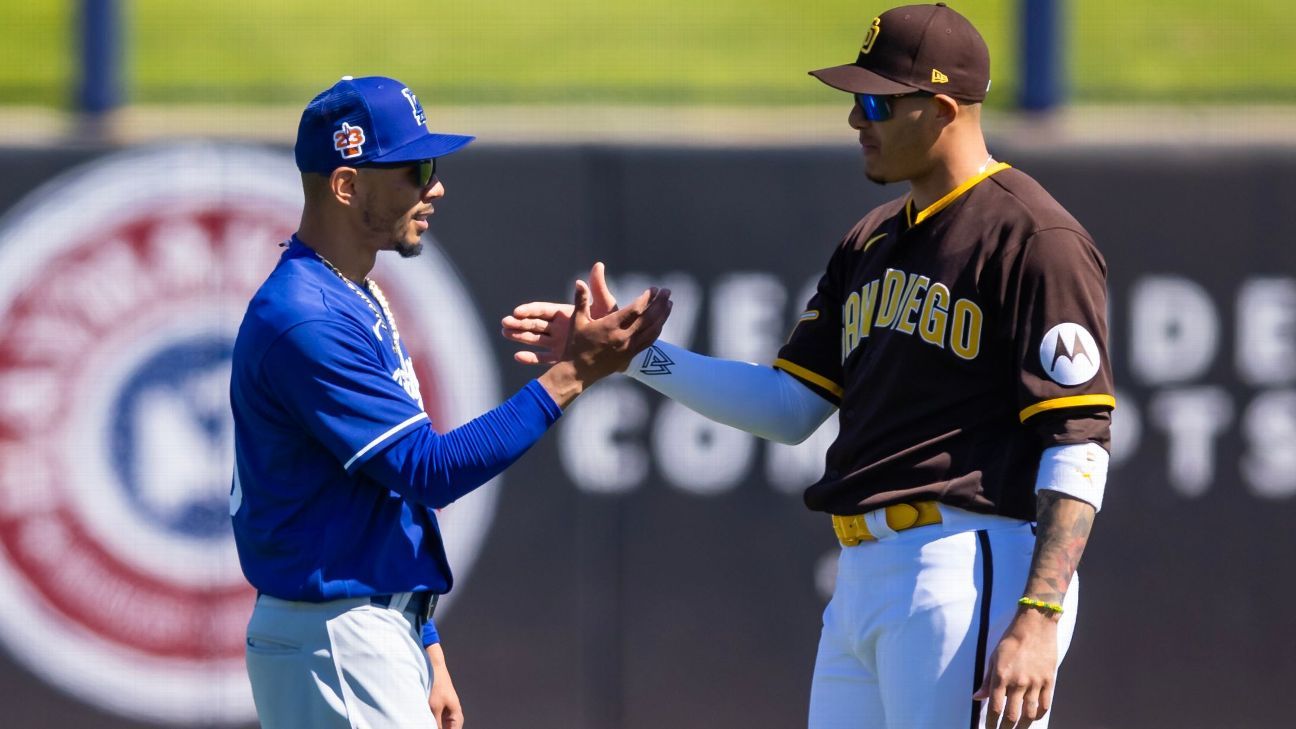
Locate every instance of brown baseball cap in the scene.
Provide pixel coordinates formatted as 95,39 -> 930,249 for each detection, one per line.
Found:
809,3 -> 991,102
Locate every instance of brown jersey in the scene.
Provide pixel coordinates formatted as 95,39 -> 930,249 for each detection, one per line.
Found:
775,163 -> 1114,521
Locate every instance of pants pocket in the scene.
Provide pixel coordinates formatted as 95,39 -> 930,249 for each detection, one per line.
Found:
246,633 -> 302,656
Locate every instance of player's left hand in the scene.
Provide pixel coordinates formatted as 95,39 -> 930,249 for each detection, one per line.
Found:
973,607 -> 1059,729
501,261 -> 619,364
427,644 -> 464,729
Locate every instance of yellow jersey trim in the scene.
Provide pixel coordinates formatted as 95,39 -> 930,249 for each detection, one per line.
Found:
773,358 -> 844,398
863,233 -> 887,252
1019,394 -> 1117,423
910,162 -> 1013,227
784,312 -> 820,344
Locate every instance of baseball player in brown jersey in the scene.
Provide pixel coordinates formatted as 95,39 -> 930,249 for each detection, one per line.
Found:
501,4 -> 1112,728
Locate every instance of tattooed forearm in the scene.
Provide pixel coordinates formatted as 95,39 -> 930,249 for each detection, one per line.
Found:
1023,491 -> 1096,605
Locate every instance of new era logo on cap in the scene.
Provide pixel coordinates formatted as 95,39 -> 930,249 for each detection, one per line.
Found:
295,75 -> 476,174
810,3 -> 992,103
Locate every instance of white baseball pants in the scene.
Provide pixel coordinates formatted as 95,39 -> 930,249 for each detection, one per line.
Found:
245,594 -> 436,729
808,507 -> 1079,729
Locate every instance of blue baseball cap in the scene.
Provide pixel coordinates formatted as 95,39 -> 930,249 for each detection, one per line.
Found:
294,75 -> 475,174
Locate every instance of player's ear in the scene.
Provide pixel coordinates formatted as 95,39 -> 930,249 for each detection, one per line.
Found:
329,167 -> 360,207
932,94 -> 961,125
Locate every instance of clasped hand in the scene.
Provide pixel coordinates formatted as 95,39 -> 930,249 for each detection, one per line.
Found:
503,261 -> 629,368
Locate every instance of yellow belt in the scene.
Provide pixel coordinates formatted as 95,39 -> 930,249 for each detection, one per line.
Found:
831,501 -> 943,546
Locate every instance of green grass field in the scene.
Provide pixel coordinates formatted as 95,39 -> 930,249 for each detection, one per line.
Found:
2,0 -> 1291,108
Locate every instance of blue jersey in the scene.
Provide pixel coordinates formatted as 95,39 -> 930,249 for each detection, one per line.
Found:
230,237 -> 561,615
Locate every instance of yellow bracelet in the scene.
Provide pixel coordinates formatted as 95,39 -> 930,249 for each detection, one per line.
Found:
1017,597 -> 1064,614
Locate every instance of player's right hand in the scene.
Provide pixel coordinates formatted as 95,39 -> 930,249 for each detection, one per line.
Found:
501,261 -> 619,365
562,277 -> 670,383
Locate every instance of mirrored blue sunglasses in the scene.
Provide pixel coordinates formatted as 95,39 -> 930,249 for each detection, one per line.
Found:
854,91 -> 934,122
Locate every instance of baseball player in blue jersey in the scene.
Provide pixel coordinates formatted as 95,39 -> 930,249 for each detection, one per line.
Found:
230,76 -> 672,729
502,5 -> 1112,728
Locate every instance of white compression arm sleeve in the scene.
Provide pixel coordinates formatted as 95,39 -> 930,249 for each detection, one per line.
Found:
623,341 -> 836,445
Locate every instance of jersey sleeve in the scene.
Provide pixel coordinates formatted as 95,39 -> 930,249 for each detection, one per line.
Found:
359,379 -> 562,509
1004,228 -> 1115,449
261,318 -> 429,473
421,617 -> 440,647
774,243 -> 848,405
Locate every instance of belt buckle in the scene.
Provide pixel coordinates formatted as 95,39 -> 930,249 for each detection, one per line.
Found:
410,592 -> 438,623
832,514 -> 868,547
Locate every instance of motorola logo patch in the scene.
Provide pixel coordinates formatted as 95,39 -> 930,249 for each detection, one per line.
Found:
1039,322 -> 1100,386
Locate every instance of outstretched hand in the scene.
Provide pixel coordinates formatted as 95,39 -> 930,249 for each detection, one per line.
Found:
533,272 -> 669,407
563,275 -> 668,382
502,261 -> 619,365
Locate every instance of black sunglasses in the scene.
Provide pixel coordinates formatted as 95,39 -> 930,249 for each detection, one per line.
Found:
359,158 -> 437,187
854,91 -> 934,122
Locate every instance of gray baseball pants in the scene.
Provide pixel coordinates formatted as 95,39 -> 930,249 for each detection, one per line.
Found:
245,593 -> 435,728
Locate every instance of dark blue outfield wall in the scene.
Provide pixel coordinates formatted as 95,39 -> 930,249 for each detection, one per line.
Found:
0,142 -> 1292,729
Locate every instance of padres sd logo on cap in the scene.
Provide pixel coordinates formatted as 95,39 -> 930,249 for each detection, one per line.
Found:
813,3 -> 992,102
0,144 -> 502,725
860,17 -> 882,54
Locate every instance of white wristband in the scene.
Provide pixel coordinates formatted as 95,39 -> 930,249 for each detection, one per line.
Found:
1035,442 -> 1108,512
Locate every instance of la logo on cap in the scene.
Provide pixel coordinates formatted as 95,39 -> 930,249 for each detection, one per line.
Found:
401,88 -> 428,126
860,17 -> 881,54
334,122 -> 366,159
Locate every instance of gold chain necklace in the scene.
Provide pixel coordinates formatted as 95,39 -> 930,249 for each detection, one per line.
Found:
313,251 -> 403,357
